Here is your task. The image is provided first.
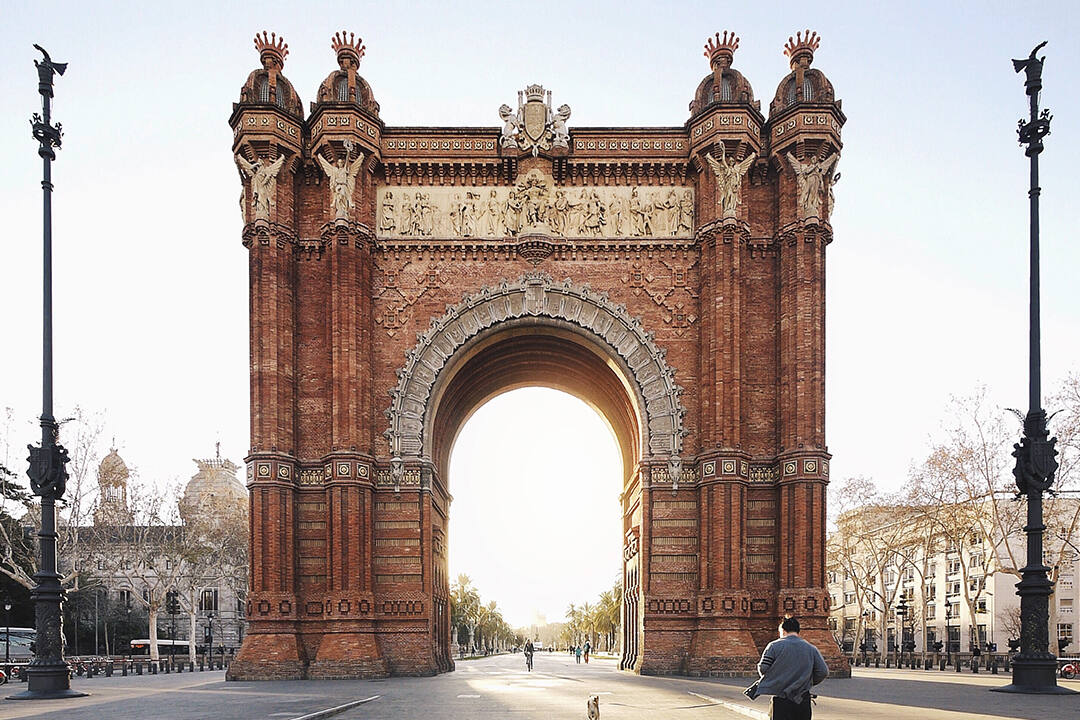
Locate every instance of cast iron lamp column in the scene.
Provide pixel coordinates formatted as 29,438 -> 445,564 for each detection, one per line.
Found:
994,41 -> 1073,695
9,45 -> 86,701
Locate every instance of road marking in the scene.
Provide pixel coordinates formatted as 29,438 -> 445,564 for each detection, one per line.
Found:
688,691 -> 769,720
287,695 -> 381,720
457,694 -> 481,698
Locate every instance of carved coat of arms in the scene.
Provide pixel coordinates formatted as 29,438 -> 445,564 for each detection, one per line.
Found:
499,84 -> 571,156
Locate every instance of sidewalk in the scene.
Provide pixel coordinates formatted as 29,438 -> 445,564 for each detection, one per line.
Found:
674,666 -> 1080,720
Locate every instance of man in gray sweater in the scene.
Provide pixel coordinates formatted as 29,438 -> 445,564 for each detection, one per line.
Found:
751,616 -> 829,719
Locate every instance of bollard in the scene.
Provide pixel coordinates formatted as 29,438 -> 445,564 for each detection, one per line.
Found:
940,658 -> 946,671
955,658 -> 961,672
972,659 -> 979,674
874,658 -> 880,668
152,662 -> 158,675
136,662 -> 143,676
991,660 -> 999,674
105,662 -> 113,677
122,661 -> 128,677
199,660 -> 204,671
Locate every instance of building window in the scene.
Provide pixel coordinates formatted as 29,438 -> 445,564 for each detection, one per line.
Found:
969,553 -> 983,568
828,571 -> 837,584
200,588 -> 219,613
802,77 -> 814,102
948,559 -> 962,574
1061,574 -> 1074,590
844,592 -> 855,605
142,589 -> 150,603
843,617 -> 855,632
1058,623 -> 1074,645
336,76 -> 348,102
926,583 -> 937,598
948,581 -> 961,596
830,594 -> 838,607
976,598 -> 987,613
118,589 -> 132,606
1061,598 -> 1074,614
257,76 -> 270,103
904,568 -> 915,583
785,80 -> 796,107
928,562 -> 937,576
926,603 -> 936,620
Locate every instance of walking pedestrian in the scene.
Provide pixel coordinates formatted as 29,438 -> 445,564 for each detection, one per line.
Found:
745,617 -> 828,720
575,645 -> 582,664
583,639 -> 591,664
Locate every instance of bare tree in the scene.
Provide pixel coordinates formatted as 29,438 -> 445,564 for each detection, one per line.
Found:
0,406 -> 104,591
82,478 -> 198,661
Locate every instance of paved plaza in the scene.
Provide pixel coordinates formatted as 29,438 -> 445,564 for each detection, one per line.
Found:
0,654 -> 1077,719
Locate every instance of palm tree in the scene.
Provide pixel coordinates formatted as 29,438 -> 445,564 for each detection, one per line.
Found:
451,574 -> 480,652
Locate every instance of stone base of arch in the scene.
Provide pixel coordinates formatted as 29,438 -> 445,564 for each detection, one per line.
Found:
226,632 -> 307,681
308,631 -> 389,679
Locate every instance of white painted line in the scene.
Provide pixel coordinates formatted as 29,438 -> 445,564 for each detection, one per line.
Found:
457,694 -> 481,698
688,691 -> 769,720
287,695 -> 381,720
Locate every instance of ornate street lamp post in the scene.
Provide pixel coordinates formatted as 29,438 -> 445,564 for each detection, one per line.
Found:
9,45 -> 86,701
994,42 -> 1073,695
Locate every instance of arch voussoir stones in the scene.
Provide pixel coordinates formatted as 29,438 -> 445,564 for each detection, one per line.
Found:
384,272 -> 687,463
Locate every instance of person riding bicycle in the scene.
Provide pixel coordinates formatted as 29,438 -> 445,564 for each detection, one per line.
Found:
524,639 -> 535,670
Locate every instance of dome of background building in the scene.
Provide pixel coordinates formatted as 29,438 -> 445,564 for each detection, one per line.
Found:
93,446 -> 132,525
180,443 -> 246,523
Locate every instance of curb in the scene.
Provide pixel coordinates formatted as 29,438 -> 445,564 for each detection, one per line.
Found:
688,691 -> 769,720
287,695 -> 380,720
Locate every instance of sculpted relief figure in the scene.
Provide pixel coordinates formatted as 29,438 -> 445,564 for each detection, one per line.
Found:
678,190 -> 694,234
499,104 -> 520,149
629,188 -> 653,236
380,191 -> 397,233
376,185 -> 690,239
317,150 -> 365,221
786,150 -> 839,220
235,153 -> 286,222
706,146 -> 756,220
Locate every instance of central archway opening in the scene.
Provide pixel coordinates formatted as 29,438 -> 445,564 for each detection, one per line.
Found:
448,387 -> 622,642
425,324 -> 649,668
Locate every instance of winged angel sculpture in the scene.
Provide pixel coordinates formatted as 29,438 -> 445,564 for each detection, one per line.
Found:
706,146 -> 756,219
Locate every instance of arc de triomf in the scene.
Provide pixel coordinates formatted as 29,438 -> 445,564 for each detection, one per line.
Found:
227,28 -> 847,680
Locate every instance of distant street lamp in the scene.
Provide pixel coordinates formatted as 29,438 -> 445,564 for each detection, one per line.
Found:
206,611 -> 215,668
896,597 -> 908,666
9,45 -> 86,701
994,41 -> 1073,696
4,599 -> 11,665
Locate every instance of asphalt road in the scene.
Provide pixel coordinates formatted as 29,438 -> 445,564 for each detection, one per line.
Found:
0,654 -> 744,720
1,653 -> 1078,719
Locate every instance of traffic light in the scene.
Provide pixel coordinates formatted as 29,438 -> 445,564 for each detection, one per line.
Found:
166,590 -> 180,616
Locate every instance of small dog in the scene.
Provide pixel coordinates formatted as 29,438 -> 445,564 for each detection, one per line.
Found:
586,694 -> 600,719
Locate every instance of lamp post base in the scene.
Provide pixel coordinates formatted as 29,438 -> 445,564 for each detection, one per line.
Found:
7,664 -> 89,700
992,656 -> 1077,694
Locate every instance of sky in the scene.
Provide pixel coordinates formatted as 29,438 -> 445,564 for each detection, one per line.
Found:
2,1 -> 1079,627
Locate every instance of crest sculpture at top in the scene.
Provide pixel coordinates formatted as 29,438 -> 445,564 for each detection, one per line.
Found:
498,85 -> 570,156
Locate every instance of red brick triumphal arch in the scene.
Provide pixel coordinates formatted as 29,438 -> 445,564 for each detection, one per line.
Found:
227,28 -> 848,679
